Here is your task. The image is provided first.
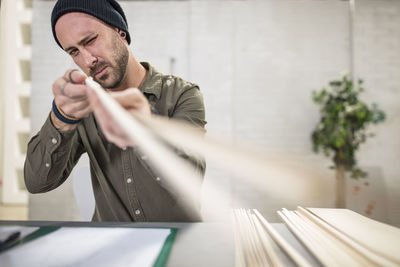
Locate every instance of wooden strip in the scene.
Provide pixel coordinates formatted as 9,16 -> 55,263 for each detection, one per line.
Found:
251,213 -> 283,267
232,210 -> 250,266
231,210 -> 246,267
285,209 -> 344,266
232,209 -> 285,267
238,209 -> 262,266
292,210 -> 370,266
307,208 -> 400,265
297,207 -> 396,266
278,209 -> 335,266
245,210 -> 271,266
253,209 -> 312,267
239,210 -> 258,265
280,207 -> 397,267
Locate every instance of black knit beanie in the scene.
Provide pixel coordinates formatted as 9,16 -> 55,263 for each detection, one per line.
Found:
51,0 -> 131,49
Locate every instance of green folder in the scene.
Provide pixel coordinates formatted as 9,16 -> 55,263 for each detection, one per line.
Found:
153,228 -> 178,267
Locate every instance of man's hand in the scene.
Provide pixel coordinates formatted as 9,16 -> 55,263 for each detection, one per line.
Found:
86,87 -> 152,148
51,69 -> 92,131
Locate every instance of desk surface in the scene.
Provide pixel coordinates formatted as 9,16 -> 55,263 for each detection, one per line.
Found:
0,221 -> 320,267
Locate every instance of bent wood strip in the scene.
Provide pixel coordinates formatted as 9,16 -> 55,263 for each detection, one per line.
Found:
131,98 -> 325,206
86,77 -> 204,218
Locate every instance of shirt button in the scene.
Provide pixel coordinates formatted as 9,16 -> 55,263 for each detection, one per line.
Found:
135,209 -> 141,215
51,138 -> 57,144
127,178 -> 132,184
45,163 -> 50,168
156,177 -> 161,182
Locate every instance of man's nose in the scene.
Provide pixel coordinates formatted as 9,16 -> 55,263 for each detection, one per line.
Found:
81,49 -> 97,68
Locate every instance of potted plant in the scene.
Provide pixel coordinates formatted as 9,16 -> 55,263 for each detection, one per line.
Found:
311,74 -> 386,208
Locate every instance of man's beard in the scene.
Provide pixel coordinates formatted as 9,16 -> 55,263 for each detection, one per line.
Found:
90,36 -> 129,89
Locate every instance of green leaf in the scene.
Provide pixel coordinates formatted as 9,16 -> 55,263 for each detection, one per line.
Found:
329,80 -> 342,87
335,137 -> 345,148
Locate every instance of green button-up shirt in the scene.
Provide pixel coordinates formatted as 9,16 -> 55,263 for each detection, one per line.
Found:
24,62 -> 206,222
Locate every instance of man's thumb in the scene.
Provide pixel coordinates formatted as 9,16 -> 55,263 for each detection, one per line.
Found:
69,69 -> 87,84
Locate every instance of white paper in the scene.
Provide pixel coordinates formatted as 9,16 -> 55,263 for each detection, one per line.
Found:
0,227 -> 172,267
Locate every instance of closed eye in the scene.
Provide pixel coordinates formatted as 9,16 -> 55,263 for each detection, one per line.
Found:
86,35 -> 97,45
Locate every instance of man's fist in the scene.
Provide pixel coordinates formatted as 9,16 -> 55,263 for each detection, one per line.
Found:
87,86 -> 151,148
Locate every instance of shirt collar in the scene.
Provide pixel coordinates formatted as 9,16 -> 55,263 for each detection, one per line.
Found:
140,62 -> 162,100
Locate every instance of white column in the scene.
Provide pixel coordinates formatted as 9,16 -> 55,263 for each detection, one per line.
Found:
0,0 -> 32,204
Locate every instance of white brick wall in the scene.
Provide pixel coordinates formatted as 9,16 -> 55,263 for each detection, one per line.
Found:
353,0 -> 400,226
29,0 -> 400,225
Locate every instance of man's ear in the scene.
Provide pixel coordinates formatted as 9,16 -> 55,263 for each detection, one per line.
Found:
115,28 -> 126,39
114,28 -> 128,44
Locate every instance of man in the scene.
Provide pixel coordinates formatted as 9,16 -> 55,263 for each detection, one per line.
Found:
24,0 -> 206,222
